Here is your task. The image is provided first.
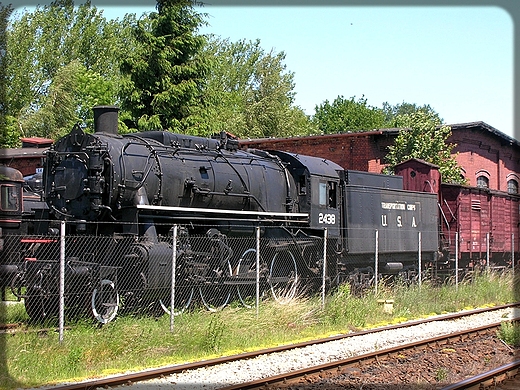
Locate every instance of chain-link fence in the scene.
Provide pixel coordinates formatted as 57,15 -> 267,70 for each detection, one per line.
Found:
1,220 -> 517,338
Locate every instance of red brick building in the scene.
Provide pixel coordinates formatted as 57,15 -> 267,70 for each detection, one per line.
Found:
0,137 -> 52,176
448,122 -> 520,193
239,121 -> 520,193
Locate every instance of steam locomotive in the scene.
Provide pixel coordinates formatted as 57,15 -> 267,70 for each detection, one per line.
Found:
1,106 -> 440,323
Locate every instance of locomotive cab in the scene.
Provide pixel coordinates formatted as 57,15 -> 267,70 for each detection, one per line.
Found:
267,151 -> 342,237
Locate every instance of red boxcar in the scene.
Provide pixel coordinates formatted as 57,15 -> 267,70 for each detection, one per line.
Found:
439,184 -> 520,268
396,158 -> 520,270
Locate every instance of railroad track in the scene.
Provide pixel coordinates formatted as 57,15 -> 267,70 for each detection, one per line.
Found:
0,322 -> 72,334
0,322 -> 20,332
441,361 -> 520,390
217,323 -> 511,389
32,304 -> 519,390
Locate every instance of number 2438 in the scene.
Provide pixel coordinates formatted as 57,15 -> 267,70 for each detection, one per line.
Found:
318,213 -> 336,225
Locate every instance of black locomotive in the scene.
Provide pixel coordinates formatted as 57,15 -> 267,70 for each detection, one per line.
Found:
0,106 -> 439,323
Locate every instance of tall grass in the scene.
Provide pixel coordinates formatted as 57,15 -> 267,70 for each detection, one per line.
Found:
0,270 -> 516,390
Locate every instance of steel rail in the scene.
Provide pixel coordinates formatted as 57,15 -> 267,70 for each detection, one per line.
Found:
440,361 -> 520,390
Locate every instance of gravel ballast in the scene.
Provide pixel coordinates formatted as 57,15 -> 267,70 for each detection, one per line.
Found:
123,307 -> 519,389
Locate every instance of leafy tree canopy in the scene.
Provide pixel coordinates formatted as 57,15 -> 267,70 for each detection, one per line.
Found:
4,0 -> 132,146
198,36 -> 315,138
312,95 -> 386,134
119,0 -> 208,132
1,4 -> 13,147
382,101 -> 443,125
3,0 -> 313,145
385,111 -> 466,184
17,60 -> 118,140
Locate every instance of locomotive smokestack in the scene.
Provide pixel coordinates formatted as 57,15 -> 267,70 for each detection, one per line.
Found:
93,105 -> 119,135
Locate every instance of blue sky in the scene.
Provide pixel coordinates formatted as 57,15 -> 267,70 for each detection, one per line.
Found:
196,6 -> 513,137
13,3 -> 515,139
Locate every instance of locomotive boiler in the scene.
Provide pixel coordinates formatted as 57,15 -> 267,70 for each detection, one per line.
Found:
1,106 -> 440,323
45,107 -> 302,231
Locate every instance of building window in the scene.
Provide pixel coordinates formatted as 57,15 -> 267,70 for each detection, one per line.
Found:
508,179 -> 518,194
476,176 -> 489,188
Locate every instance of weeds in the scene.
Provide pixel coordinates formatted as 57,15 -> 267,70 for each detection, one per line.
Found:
201,316 -> 226,353
497,322 -> 520,346
435,367 -> 448,382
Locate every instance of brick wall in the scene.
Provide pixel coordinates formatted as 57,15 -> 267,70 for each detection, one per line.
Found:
240,130 -> 397,174
0,148 -> 46,177
449,126 -> 520,192
240,123 -> 520,193
2,157 -> 43,177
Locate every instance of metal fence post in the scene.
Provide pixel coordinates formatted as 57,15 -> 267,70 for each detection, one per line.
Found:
512,233 -> 515,274
170,224 -> 178,333
486,232 -> 490,270
374,229 -> 379,296
321,228 -> 328,309
418,231 -> 422,289
256,226 -> 260,317
455,231 -> 459,290
59,220 -> 65,344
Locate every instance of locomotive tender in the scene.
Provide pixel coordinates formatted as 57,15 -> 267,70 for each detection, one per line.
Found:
0,106 -> 439,322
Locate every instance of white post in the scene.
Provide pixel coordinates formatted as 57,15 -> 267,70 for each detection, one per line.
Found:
486,232 -> 490,270
321,228 -> 328,308
256,226 -> 260,317
512,233 -> 515,274
455,231 -> 459,290
374,230 -> 379,296
59,220 -> 65,344
418,231 -> 422,289
170,224 -> 178,333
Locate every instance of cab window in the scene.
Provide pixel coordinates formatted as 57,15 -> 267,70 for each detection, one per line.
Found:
328,181 -> 337,208
318,181 -> 337,208
299,175 -> 307,195
1,184 -> 20,211
319,182 -> 327,206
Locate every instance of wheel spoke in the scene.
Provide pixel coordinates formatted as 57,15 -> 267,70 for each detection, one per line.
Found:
91,279 -> 119,324
236,248 -> 259,308
269,250 -> 299,304
24,270 -> 58,322
159,286 -> 194,316
199,267 -> 232,311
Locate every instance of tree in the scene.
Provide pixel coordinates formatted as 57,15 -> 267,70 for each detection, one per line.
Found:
199,37 -> 315,138
16,60 -> 118,140
119,0 -> 208,132
0,3 -> 13,147
312,95 -> 386,134
4,0 -> 131,146
385,111 -> 466,184
17,61 -> 79,140
382,101 -> 443,126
